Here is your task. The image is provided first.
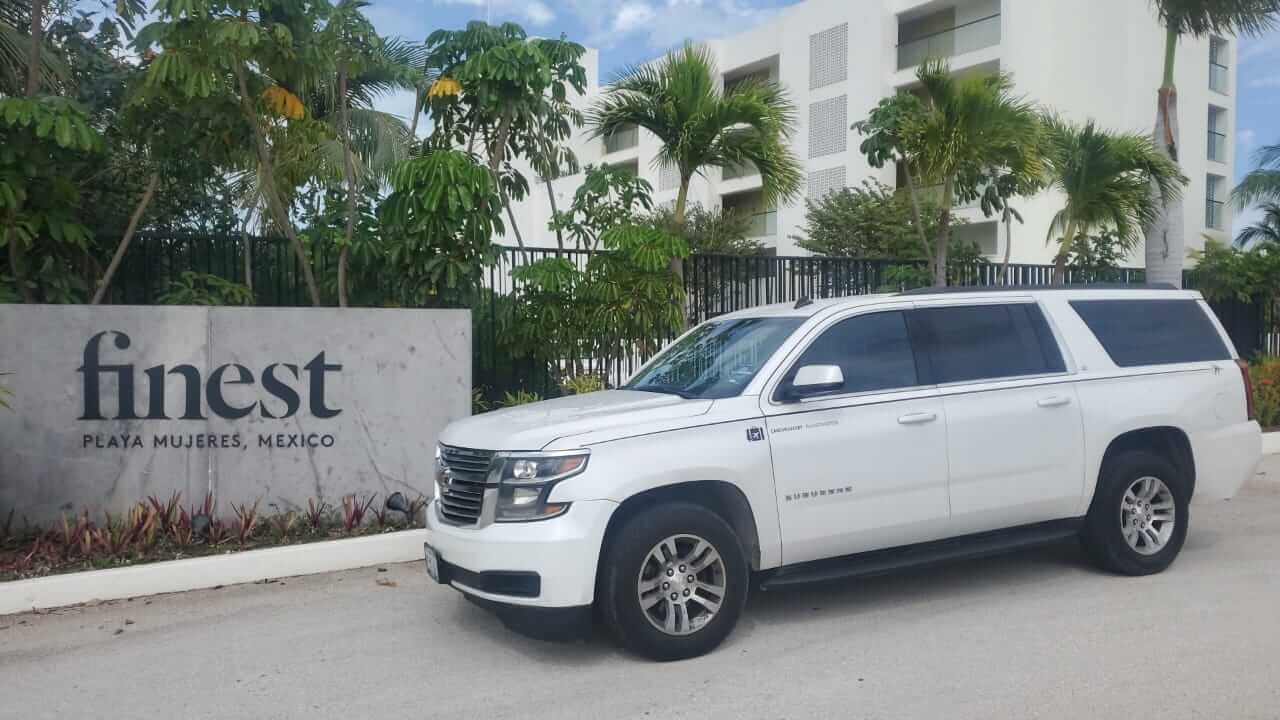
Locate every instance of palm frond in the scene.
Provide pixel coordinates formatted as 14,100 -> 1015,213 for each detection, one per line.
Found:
1156,0 -> 1280,37
1232,143 -> 1280,207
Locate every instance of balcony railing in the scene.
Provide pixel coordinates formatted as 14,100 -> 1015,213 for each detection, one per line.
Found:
897,13 -> 1001,70
1206,198 -> 1225,230
603,125 -> 639,155
744,209 -> 778,238
1210,63 -> 1229,94
1208,130 -> 1227,163
722,161 -> 758,181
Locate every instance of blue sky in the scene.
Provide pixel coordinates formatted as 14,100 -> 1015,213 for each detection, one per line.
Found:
366,0 -> 1280,233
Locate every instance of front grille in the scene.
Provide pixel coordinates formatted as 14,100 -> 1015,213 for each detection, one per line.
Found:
438,445 -> 495,525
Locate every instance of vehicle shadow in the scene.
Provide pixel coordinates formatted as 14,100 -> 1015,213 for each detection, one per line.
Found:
739,538 -> 1094,630
435,539 -> 1103,663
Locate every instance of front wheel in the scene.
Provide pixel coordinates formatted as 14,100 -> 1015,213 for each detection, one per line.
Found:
598,502 -> 748,661
1080,450 -> 1189,576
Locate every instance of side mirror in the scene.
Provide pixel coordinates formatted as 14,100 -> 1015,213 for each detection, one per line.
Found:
787,364 -> 844,400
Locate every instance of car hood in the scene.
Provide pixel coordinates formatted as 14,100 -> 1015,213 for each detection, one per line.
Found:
438,389 -> 713,450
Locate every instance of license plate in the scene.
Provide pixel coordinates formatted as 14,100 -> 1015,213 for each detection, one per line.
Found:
424,542 -> 442,583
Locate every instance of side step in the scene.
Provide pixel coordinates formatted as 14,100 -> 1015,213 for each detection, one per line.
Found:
759,518 -> 1084,590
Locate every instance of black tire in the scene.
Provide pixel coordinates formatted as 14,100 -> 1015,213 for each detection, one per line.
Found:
1080,449 -> 1190,576
598,502 -> 749,661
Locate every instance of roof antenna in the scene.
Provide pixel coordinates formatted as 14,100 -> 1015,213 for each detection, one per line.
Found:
794,296 -> 812,309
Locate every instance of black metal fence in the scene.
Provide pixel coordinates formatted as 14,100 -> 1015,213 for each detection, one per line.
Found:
106,235 -> 1273,399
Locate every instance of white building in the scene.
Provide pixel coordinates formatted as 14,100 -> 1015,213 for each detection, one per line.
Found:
503,0 -> 1238,266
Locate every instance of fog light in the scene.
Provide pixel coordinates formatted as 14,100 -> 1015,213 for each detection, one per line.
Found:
510,487 -> 540,506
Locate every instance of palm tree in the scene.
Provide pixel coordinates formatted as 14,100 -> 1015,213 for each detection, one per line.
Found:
1233,142 -> 1280,208
907,60 -> 1041,286
1145,0 -> 1280,285
588,43 -> 802,276
1235,202 -> 1280,247
1039,115 -> 1185,283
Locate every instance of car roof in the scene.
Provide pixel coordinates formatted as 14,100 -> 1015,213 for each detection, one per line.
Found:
710,286 -> 1205,322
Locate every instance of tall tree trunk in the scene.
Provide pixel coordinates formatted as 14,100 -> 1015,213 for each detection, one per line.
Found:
932,178 -> 954,287
337,68 -> 357,308
92,172 -> 159,305
1052,219 -> 1078,284
408,86 -> 424,146
899,160 -> 935,282
242,221 -> 253,296
545,178 -> 564,252
25,0 -> 42,96
502,191 -> 528,260
999,210 -> 1013,284
233,63 -> 321,306
671,176 -> 691,280
1144,25 -> 1185,288
487,108 -> 514,176
10,0 -> 45,303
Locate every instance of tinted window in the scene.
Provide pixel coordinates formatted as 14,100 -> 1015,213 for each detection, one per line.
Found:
912,304 -> 1065,384
787,311 -> 919,395
1070,299 -> 1230,367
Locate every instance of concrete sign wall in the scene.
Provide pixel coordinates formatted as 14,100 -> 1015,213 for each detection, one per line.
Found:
0,306 -> 470,526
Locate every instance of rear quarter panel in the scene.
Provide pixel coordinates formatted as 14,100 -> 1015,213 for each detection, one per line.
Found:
1040,294 -> 1261,511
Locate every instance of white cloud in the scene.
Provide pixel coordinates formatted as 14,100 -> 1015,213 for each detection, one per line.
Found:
586,0 -> 781,52
433,0 -> 556,26
524,0 -> 555,26
1240,128 -> 1258,149
613,2 -> 657,33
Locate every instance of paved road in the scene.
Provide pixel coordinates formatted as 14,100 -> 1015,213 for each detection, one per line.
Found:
4,472 -> 1279,720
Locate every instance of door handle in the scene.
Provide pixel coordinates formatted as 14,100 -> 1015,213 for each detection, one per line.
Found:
897,412 -> 937,425
1037,395 -> 1072,408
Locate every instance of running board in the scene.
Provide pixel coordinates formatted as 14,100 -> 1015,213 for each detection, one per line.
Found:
759,518 -> 1084,590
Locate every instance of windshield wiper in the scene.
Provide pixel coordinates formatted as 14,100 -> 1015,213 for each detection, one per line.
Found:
631,384 -> 698,399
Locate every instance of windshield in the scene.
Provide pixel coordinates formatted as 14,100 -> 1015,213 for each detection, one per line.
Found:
625,317 -> 805,400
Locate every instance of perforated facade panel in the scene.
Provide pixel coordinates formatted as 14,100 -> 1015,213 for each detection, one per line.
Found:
809,23 -> 848,90
808,95 -> 848,159
807,166 -> 846,201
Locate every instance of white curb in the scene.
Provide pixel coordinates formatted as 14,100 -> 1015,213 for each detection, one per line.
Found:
0,529 -> 426,616
1263,431 -> 1280,457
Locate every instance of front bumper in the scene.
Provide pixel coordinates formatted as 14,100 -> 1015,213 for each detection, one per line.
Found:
423,497 -> 618,608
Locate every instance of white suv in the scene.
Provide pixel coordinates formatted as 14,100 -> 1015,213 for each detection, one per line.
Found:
424,287 -> 1261,660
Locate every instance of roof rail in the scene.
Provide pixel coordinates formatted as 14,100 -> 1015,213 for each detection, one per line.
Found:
898,283 -> 1179,296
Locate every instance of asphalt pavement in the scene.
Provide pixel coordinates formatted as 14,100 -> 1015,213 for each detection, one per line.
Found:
3,464 -> 1279,720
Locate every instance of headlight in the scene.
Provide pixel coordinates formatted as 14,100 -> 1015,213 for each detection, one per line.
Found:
494,450 -> 589,522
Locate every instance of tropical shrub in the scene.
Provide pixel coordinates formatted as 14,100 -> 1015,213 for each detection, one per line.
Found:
159,272 -> 254,306
1250,358 -> 1280,428
1189,240 -> 1280,302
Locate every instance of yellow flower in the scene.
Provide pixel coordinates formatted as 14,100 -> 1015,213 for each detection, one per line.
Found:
428,76 -> 462,98
262,86 -> 305,120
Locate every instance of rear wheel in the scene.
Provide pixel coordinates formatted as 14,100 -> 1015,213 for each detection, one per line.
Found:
598,502 -> 748,661
1081,450 -> 1189,576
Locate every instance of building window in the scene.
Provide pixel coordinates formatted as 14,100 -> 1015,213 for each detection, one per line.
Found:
603,124 -> 639,155
1206,174 -> 1225,230
722,190 -> 777,239
808,95 -> 848,159
809,24 -> 848,90
897,1 -> 1001,71
1208,106 -> 1227,163
722,161 -> 758,181
1210,36 -> 1229,94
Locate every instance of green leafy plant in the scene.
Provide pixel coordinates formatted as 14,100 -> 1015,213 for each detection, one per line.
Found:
231,499 -> 262,546
795,179 -> 953,260
589,43 -> 802,277
159,271 -> 253,306
560,374 -> 604,395
305,498 -> 330,533
501,389 -> 542,406
379,149 -> 504,307
1189,240 -> 1280,302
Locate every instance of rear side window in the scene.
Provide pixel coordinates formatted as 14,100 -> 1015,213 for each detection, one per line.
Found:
787,311 -> 919,395
911,304 -> 1066,384
1070,299 -> 1230,367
